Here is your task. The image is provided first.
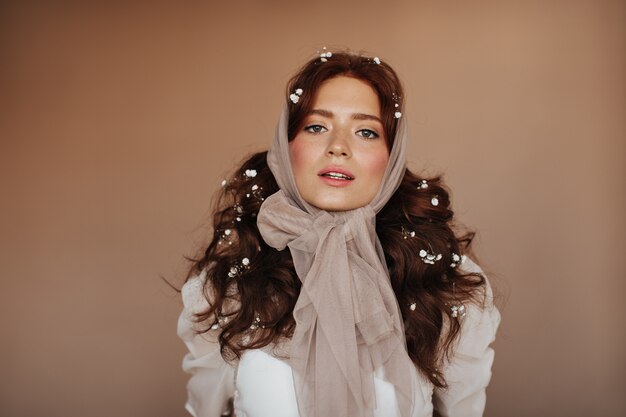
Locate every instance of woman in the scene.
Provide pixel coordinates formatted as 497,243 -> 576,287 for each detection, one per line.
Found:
177,50 -> 500,417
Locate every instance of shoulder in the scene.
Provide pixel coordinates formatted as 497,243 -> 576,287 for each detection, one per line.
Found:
180,265 -> 241,319
458,256 -> 496,309
181,268 -> 212,315
452,257 -> 501,358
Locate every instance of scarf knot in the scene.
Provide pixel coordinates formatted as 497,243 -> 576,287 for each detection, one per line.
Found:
257,190 -> 417,417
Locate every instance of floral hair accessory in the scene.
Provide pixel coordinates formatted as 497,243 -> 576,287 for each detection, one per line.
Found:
401,226 -> 416,239
450,253 -> 467,268
249,312 -> 265,330
210,311 -> 229,330
450,253 -> 461,268
245,184 -> 265,201
232,203 -> 244,222
431,195 -> 439,206
419,249 -> 443,264
227,257 -> 251,278
217,228 -> 234,246
450,304 -> 466,318
222,167 -> 257,188
289,88 -> 303,104
319,47 -> 332,62
450,282 -> 467,319
373,57 -> 381,65
417,179 -> 428,190
392,92 -> 402,119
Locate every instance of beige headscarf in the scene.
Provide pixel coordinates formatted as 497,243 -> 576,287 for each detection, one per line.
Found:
257,105 -> 417,417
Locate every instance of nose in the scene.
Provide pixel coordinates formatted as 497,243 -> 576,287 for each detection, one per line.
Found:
326,130 -> 351,158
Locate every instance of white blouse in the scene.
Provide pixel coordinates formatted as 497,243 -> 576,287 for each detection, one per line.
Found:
177,258 -> 500,417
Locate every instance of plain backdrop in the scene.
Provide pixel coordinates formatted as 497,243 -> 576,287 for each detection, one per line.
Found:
1,1 -> 625,417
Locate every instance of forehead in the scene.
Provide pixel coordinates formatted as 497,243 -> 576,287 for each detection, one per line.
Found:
312,76 -> 381,115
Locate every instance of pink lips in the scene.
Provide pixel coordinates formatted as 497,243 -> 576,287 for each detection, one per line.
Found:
318,166 -> 355,187
317,166 -> 355,179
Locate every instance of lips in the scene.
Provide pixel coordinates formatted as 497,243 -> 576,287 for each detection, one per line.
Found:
318,166 -> 355,180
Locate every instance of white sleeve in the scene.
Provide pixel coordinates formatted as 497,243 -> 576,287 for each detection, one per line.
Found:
433,258 -> 501,417
177,269 -> 236,417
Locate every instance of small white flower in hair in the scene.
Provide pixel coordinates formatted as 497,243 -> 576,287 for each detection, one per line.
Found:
451,304 -> 466,318
394,111 -> 402,119
320,47 -> 332,62
419,248 -> 443,265
450,252 -> 461,268
290,88 -> 303,104
401,226 -> 416,239
373,57 -> 381,64
244,169 -> 257,178
431,196 -> 439,206
218,228 -> 234,246
228,257 -> 251,278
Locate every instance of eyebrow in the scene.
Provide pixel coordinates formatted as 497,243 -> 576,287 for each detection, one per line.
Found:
309,109 -> 383,124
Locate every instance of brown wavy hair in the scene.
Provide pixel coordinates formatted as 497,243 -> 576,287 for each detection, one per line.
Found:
184,51 -> 486,388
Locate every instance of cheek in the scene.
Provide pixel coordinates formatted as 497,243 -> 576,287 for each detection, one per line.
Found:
288,140 -> 306,172
363,149 -> 389,181
289,138 -> 322,171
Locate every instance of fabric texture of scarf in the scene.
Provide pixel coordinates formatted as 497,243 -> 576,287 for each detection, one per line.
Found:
256,105 -> 417,417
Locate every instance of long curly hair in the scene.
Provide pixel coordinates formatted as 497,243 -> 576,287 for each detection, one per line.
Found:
184,51 -> 486,388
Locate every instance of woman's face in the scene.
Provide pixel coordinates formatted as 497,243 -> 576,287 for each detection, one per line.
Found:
289,76 -> 390,212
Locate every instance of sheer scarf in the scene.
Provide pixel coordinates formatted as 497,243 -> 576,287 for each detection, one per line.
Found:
257,106 -> 417,417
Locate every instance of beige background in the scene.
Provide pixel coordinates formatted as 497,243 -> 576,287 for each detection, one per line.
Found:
1,1 -> 624,416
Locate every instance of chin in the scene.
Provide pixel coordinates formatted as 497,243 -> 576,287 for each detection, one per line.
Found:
310,199 -> 365,212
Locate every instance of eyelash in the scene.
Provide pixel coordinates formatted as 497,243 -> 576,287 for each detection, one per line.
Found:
303,125 -> 380,140
356,129 -> 379,140
304,124 -> 327,134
